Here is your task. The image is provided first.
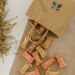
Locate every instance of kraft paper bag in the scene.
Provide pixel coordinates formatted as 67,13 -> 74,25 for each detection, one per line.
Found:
9,1 -> 75,75
26,0 -> 75,37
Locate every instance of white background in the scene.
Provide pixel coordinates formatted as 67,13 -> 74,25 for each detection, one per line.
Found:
0,0 -> 32,75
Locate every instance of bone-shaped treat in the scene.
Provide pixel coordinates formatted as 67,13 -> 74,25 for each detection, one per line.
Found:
19,63 -> 32,75
22,51 -> 34,64
42,36 -> 53,49
25,69 -> 40,75
42,57 -> 55,69
32,51 -> 42,65
36,25 -> 46,35
26,43 -> 37,53
56,54 -> 66,68
36,46 -> 47,59
31,33 -> 41,41
21,36 -> 29,49
45,68 -> 60,75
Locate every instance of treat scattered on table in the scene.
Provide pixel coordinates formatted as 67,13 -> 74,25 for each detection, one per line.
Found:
56,54 -> 66,68
36,46 -> 47,59
42,57 -> 55,70
22,51 -> 34,64
32,51 -> 42,65
19,63 -> 32,74
21,36 -> 29,49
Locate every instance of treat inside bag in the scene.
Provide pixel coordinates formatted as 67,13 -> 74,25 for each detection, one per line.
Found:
21,19 -> 54,52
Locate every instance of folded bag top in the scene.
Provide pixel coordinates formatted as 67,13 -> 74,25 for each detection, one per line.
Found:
26,0 -> 75,37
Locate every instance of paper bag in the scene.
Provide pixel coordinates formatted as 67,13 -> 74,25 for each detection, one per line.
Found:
26,0 -> 75,37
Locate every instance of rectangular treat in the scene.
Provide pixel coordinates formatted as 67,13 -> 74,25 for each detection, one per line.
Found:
19,63 -> 32,74
42,57 -> 55,69
22,51 -> 34,64
21,36 -> 29,49
32,51 -> 42,65
36,25 -> 46,35
36,46 -> 47,59
56,54 -> 66,68
31,32 -> 41,41
26,43 -> 37,53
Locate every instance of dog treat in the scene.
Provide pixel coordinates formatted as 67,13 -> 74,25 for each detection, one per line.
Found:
21,36 -> 29,49
56,54 -> 66,68
26,43 -> 37,53
22,51 -> 34,63
42,36 -> 53,49
45,68 -> 60,75
19,63 -> 32,74
31,32 -> 41,41
25,69 -> 40,75
36,46 -> 47,59
29,19 -> 36,26
32,51 -> 42,65
42,57 -> 55,69
36,25 -> 46,35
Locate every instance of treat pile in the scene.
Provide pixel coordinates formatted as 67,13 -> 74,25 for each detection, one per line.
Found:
19,20 -> 66,75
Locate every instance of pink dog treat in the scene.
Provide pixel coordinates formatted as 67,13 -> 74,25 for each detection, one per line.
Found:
42,36 -> 53,49
42,57 -> 55,69
25,69 -> 40,75
36,46 -> 47,59
26,43 -> 37,53
56,54 -> 66,68
32,51 -> 42,65
22,51 -> 34,64
21,36 -> 29,49
19,63 -> 32,74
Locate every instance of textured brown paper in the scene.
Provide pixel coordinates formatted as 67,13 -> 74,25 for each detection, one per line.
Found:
26,0 -> 75,37
9,18 -> 75,75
